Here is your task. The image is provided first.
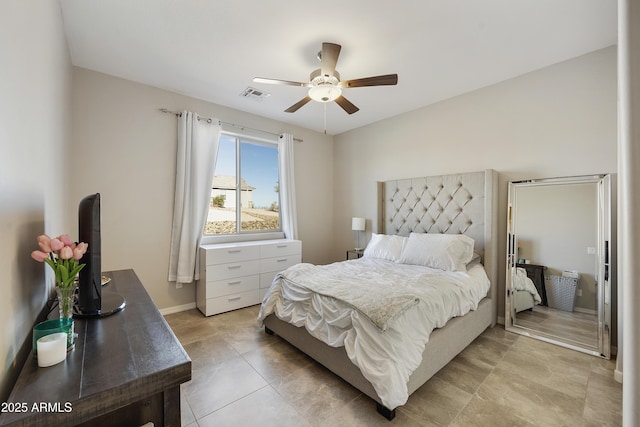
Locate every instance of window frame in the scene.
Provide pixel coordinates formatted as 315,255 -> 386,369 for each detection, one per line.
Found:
201,130 -> 284,245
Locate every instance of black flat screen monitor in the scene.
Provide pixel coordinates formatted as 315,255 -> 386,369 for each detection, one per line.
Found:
78,193 -> 101,315
76,193 -> 125,318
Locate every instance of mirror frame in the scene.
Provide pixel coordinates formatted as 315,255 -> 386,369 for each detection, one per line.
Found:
505,174 -> 612,359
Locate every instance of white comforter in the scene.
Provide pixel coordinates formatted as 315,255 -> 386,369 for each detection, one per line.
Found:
257,258 -> 490,408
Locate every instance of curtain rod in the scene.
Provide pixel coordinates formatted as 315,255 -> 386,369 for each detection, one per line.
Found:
159,108 -> 302,142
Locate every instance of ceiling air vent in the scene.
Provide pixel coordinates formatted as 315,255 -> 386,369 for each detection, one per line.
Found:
239,87 -> 271,101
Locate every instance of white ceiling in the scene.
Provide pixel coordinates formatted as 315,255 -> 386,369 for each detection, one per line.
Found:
59,0 -> 617,135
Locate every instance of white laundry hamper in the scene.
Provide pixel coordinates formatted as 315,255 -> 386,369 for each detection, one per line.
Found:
544,271 -> 579,312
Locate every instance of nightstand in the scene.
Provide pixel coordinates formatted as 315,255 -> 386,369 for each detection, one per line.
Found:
516,263 -> 548,306
346,249 -> 364,260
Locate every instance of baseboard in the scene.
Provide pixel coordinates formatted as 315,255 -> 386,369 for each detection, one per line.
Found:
614,369 -> 623,383
160,302 -> 196,315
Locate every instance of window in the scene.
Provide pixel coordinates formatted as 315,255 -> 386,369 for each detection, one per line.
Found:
203,132 -> 282,239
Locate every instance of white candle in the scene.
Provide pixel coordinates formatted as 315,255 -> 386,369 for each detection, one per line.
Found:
37,332 -> 67,367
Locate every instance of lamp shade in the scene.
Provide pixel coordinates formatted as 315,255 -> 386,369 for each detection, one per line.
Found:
351,217 -> 366,231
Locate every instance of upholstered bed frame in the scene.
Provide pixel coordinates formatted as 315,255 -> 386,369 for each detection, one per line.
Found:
263,169 -> 498,419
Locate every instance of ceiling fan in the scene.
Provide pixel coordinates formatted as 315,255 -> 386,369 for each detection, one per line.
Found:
253,42 -> 398,115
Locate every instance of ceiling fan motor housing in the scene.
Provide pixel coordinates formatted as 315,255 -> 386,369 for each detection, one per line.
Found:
310,69 -> 340,86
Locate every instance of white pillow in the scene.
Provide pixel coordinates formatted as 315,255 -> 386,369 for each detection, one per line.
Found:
362,233 -> 407,262
397,232 -> 475,271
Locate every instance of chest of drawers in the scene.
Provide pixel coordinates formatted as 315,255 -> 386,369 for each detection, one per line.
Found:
197,239 -> 301,316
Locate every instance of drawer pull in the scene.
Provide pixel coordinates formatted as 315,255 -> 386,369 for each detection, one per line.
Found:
228,265 -> 241,270
228,249 -> 242,254
277,258 -> 288,262
228,296 -> 241,302
276,245 -> 288,248
227,281 -> 241,285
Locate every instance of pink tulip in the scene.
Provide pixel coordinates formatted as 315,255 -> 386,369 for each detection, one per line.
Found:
37,234 -> 52,253
76,242 -> 88,254
73,246 -> 85,260
50,238 -> 64,252
59,234 -> 73,247
38,241 -> 51,253
59,246 -> 73,260
31,250 -> 49,262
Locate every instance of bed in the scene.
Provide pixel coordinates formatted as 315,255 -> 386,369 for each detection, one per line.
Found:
258,170 -> 498,420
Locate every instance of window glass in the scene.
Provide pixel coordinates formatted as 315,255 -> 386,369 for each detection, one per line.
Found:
239,139 -> 280,232
205,133 -> 281,236
206,135 -> 236,234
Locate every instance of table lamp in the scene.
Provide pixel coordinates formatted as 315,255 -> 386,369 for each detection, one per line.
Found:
352,217 -> 366,251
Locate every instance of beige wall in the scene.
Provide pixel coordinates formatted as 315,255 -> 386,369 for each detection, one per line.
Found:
333,46 -> 618,319
69,68 -> 334,311
0,1 -> 72,401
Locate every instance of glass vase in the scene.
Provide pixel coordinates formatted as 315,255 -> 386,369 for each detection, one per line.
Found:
55,284 -> 76,348
55,285 -> 77,319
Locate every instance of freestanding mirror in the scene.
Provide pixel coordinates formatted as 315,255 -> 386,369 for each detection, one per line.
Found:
505,174 -> 613,359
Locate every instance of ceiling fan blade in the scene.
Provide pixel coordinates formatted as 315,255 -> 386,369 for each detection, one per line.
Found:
334,95 -> 359,115
340,74 -> 398,88
253,77 -> 309,87
320,42 -> 341,77
284,96 -> 312,113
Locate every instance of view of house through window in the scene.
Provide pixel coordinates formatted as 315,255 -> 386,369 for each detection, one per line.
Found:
204,133 -> 281,235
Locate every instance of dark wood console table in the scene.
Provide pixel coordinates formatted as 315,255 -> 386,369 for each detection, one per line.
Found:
0,269 -> 191,427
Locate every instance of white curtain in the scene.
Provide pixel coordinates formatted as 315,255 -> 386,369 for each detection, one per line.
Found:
168,111 -> 221,284
278,133 -> 298,239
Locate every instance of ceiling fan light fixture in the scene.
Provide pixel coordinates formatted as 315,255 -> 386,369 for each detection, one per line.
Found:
255,42 -> 397,115
308,85 -> 342,103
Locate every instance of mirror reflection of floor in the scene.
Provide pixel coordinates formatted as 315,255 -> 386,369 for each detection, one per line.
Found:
515,305 -> 598,349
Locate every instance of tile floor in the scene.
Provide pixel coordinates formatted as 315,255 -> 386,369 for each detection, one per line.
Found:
164,306 -> 622,426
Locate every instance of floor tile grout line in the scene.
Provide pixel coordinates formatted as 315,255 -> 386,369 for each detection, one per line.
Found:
198,384 -> 272,421
233,333 -> 322,425
447,330 -> 520,426
248,333 -> 370,426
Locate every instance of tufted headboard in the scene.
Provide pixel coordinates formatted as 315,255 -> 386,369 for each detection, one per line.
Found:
378,170 -> 498,323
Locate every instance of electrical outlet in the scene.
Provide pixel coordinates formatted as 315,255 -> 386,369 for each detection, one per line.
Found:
176,282 -> 183,289
587,246 -> 596,255
577,289 -> 583,297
